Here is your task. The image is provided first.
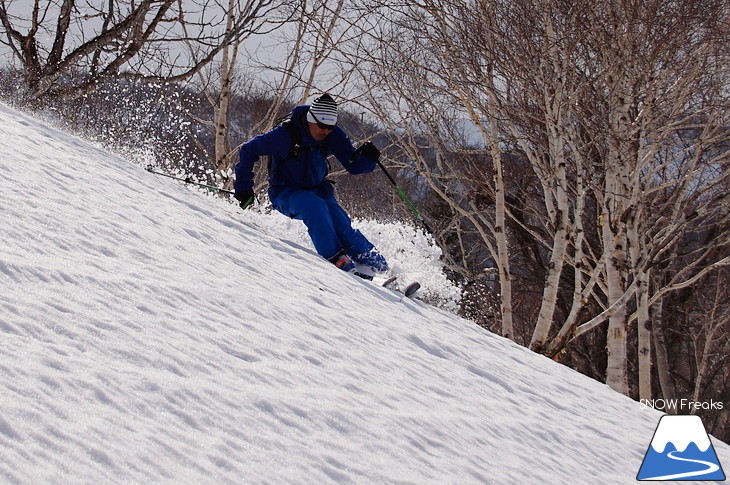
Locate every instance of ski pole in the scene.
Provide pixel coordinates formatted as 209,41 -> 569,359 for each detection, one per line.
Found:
145,165 -> 235,195
376,158 -> 433,234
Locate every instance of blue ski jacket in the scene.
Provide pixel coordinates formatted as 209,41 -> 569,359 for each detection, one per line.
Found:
234,105 -> 377,202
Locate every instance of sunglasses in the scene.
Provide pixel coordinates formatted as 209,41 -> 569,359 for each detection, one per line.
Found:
310,111 -> 336,131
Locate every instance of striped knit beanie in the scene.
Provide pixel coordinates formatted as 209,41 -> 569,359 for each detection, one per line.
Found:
306,93 -> 338,126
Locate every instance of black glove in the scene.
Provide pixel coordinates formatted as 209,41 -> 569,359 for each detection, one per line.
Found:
234,190 -> 255,210
359,141 -> 380,162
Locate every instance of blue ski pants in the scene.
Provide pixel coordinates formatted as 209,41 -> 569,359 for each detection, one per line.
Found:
272,188 -> 377,262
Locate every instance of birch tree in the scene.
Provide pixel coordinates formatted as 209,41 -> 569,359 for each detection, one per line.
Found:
562,0 -> 730,396
354,0 -> 730,397
0,0 -> 281,105
182,0 -> 292,190
348,1 -> 517,338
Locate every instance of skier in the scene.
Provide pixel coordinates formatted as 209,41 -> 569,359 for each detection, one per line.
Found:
233,93 -> 389,275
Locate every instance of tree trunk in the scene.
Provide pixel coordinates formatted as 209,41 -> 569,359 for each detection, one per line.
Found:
529,12 -> 570,352
213,0 -> 239,191
636,266 -> 652,401
652,296 -> 676,410
603,221 -> 629,394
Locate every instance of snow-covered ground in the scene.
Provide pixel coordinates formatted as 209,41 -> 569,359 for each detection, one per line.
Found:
0,101 -> 727,484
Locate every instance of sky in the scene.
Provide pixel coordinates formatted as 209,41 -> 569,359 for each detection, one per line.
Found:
0,101 -> 728,484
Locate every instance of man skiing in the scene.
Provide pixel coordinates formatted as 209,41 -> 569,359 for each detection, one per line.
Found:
233,93 -> 389,275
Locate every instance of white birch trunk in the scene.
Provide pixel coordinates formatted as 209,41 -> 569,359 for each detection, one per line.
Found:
603,106 -> 631,395
529,143 -> 569,351
544,154 -> 601,357
491,126 -> 513,340
529,13 -> 570,352
484,76 -> 514,340
213,1 -> 237,190
603,215 -> 629,394
442,22 -> 515,340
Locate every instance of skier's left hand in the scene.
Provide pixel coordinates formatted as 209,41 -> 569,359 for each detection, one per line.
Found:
360,141 -> 380,162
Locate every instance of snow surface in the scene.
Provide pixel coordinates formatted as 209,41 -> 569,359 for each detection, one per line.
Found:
1,101 -> 728,484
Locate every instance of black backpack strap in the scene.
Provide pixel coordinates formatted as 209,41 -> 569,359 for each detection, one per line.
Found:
282,110 -> 329,157
281,120 -> 302,158
268,114 -> 330,179
267,118 -> 301,176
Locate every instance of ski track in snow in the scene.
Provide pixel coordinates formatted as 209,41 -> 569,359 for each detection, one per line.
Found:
1,102 -> 728,484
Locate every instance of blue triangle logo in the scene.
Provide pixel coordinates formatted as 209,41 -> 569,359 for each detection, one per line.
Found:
637,415 -> 726,481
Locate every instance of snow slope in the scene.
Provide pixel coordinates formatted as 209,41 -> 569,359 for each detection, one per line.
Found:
0,102 -> 727,484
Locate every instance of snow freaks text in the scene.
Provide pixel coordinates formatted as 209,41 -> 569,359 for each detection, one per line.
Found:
640,399 -> 724,412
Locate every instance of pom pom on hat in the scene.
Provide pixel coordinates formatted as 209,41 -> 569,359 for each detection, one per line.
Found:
306,93 -> 338,126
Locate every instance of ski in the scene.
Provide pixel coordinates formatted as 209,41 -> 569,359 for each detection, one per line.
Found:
353,272 -> 420,299
401,281 -> 421,298
353,271 -> 374,281
377,275 -> 398,287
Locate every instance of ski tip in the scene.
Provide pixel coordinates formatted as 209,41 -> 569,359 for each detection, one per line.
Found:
353,271 -> 374,281
403,282 -> 420,298
381,275 -> 398,287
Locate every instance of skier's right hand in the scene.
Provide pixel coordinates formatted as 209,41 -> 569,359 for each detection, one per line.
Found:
234,190 -> 255,210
